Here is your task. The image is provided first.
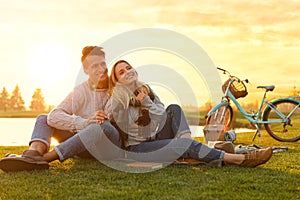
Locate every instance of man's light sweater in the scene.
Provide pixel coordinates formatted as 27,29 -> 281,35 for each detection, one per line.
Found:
47,81 -> 110,132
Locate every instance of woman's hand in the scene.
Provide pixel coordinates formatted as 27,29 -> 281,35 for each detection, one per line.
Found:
136,88 -> 148,102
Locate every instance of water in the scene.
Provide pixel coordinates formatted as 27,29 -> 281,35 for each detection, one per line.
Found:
0,118 -> 35,146
0,118 -> 205,146
0,118 -> 253,146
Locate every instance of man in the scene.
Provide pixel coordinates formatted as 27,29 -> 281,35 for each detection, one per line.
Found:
0,46 -> 122,172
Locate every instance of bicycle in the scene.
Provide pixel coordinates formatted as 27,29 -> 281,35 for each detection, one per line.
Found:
205,67 -> 300,142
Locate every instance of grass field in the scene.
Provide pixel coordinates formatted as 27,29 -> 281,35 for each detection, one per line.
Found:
0,131 -> 299,200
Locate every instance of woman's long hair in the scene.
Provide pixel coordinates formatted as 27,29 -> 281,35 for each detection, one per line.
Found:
109,60 -> 133,95
109,60 -> 141,109
109,60 -> 139,148
109,60 -> 158,147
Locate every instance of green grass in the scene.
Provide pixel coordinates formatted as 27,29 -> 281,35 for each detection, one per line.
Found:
0,132 -> 299,200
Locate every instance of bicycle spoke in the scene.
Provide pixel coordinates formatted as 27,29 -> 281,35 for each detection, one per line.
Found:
263,100 -> 300,142
207,105 -> 233,128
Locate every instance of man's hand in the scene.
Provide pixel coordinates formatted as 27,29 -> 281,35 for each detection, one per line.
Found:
84,110 -> 108,127
95,110 -> 108,124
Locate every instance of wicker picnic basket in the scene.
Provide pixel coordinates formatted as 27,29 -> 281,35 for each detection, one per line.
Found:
222,77 -> 248,99
203,124 -> 227,143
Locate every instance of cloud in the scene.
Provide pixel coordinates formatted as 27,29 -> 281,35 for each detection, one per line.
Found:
1,0 -> 299,105
2,0 -> 299,44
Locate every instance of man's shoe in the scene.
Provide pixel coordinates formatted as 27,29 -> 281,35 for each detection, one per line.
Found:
0,150 -> 49,172
240,147 -> 273,168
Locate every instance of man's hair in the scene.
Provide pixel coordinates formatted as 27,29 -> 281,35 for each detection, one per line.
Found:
81,46 -> 105,63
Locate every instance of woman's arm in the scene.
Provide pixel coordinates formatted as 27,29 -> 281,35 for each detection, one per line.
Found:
140,89 -> 165,117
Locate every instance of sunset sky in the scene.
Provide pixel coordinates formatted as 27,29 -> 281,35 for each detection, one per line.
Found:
1,0 -> 299,108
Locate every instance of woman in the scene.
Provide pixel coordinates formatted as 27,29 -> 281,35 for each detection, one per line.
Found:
108,60 -> 273,167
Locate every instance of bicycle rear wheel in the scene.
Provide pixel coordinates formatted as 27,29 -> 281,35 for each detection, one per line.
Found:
206,105 -> 233,128
263,99 -> 300,142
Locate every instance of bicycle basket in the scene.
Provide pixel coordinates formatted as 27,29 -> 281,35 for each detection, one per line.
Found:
222,77 -> 248,99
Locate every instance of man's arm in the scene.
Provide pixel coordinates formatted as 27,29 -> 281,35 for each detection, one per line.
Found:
47,89 -> 88,132
47,83 -> 110,132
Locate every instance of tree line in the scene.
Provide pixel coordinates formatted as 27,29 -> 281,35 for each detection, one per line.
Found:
0,84 -> 46,111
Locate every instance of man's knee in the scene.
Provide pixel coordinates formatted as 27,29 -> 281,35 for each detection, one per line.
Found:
84,122 -> 118,137
100,121 -> 121,146
36,114 -> 48,124
101,121 -> 117,133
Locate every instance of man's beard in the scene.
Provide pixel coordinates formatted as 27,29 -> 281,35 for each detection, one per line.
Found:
96,76 -> 109,89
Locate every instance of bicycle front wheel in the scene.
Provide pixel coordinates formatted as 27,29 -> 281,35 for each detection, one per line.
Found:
263,99 -> 300,142
206,105 -> 233,128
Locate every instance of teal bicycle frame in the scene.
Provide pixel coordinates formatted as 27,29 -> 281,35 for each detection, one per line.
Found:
207,90 -> 299,124
206,77 -> 300,141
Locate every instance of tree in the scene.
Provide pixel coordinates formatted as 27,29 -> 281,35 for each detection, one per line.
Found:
290,85 -> 299,95
30,88 -> 46,111
0,87 -> 10,111
9,84 -> 26,111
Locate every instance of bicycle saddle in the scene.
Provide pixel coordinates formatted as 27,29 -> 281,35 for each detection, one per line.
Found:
257,85 -> 275,92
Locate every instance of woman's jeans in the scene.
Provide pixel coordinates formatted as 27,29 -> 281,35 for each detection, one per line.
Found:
127,104 -> 224,164
30,114 -> 122,162
156,104 -> 191,139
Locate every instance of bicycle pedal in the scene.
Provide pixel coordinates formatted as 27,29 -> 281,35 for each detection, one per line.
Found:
258,133 -> 261,137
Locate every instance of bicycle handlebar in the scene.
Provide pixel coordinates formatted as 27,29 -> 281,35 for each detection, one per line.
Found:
217,67 -> 249,84
217,67 -> 228,74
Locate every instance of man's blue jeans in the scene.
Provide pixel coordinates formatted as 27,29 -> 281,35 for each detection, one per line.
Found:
30,115 -> 122,162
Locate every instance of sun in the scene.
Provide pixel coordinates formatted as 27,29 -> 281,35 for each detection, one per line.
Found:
27,42 -> 71,88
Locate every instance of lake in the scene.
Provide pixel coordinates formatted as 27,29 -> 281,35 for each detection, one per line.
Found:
0,118 -> 253,146
0,118 -> 36,146
0,118 -> 206,146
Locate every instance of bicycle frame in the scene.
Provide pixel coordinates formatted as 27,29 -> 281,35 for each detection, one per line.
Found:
206,68 -> 300,142
206,80 -> 300,126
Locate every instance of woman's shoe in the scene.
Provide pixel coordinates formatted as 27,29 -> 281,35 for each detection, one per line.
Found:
240,147 -> 273,168
214,141 -> 235,154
